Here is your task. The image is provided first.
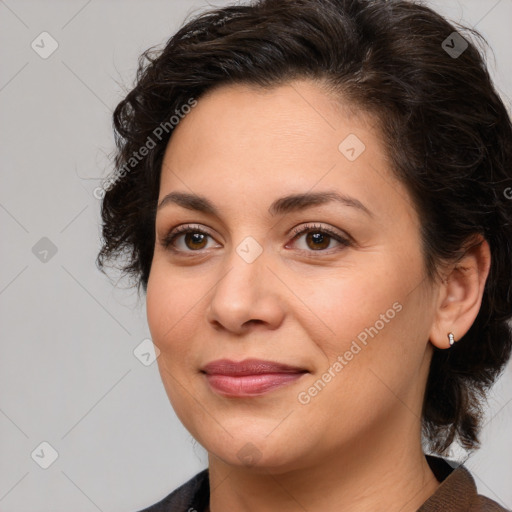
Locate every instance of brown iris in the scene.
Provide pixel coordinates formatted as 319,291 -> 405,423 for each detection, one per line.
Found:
185,232 -> 208,250
306,232 -> 330,250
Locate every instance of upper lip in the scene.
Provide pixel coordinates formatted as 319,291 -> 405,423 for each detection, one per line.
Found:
201,358 -> 308,376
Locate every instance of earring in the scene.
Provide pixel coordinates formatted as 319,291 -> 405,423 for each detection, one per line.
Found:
448,332 -> 456,347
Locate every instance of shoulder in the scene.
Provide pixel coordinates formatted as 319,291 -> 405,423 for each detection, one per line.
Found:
419,456 -> 510,512
472,495 -> 511,512
135,469 -> 209,512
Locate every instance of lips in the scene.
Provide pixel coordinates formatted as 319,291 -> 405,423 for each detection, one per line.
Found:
201,358 -> 308,397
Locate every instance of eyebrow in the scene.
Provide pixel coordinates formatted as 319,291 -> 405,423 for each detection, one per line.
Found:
157,190 -> 373,217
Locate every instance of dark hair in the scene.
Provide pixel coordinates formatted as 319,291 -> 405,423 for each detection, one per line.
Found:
97,0 -> 512,455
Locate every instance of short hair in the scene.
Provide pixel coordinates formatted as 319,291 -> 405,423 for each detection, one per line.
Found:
97,0 -> 512,455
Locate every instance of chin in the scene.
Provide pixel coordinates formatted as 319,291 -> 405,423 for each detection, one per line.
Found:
193,428 -> 308,473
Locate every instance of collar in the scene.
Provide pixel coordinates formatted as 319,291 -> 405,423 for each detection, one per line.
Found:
165,455 -> 506,512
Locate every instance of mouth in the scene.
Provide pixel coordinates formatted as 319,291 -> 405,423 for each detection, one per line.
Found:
201,358 -> 309,397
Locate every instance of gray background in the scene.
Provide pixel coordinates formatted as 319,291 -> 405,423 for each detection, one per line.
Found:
0,1 -> 511,511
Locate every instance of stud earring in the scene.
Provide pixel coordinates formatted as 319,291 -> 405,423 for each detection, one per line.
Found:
448,332 -> 456,347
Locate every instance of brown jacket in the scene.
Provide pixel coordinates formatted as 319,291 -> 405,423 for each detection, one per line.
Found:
138,455 -> 510,511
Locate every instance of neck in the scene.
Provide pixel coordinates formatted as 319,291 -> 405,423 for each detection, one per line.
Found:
207,415 -> 440,512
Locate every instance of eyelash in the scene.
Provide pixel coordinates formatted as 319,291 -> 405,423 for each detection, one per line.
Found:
161,223 -> 352,256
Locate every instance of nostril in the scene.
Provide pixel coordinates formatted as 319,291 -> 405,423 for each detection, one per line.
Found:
243,319 -> 264,327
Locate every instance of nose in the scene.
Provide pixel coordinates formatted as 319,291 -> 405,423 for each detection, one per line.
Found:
206,245 -> 286,334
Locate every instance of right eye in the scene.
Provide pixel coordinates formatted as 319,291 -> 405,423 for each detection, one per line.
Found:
161,224 -> 221,253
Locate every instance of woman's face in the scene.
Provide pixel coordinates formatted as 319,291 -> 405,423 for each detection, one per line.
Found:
146,79 -> 439,472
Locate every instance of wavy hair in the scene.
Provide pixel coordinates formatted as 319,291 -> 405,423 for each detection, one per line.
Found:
96,0 -> 512,455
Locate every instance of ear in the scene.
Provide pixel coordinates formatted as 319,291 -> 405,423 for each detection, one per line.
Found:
429,235 -> 491,350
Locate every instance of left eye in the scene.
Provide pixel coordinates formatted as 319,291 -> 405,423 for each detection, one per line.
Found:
288,224 -> 351,252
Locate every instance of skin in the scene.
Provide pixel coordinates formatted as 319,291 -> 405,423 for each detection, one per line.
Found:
146,79 -> 491,512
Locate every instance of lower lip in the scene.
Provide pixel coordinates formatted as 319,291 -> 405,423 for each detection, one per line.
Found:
204,372 -> 306,397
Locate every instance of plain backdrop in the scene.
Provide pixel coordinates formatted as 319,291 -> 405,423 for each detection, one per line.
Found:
1,0 -> 511,511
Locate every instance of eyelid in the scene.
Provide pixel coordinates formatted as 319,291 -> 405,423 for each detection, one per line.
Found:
288,222 -> 351,243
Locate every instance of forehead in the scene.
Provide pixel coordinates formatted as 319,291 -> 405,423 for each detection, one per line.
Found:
159,80 -> 413,225
164,81 -> 369,175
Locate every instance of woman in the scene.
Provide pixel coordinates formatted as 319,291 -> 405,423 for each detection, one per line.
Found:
97,0 -> 512,510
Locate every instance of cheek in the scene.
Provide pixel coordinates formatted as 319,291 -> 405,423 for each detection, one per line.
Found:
146,260 -> 204,349
146,271 -> 171,349
297,262 -> 430,407
146,265 -> 205,424
145,258 -> 219,408
298,306 -> 428,448
295,264 -> 405,356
